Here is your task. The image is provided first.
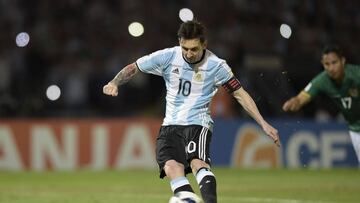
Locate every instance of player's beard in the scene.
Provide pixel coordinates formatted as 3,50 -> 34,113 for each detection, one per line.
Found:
327,69 -> 344,82
183,50 -> 205,64
184,54 -> 201,64
186,56 -> 196,63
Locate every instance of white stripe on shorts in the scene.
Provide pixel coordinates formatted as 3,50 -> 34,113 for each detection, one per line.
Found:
198,127 -> 208,161
349,131 -> 360,163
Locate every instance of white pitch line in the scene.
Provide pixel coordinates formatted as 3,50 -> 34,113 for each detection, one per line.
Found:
220,196 -> 332,203
118,193 -> 332,203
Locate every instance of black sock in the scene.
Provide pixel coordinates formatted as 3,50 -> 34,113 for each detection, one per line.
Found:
174,184 -> 194,194
170,177 -> 194,194
196,168 -> 217,203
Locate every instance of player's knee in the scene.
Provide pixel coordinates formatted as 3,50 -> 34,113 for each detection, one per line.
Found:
190,159 -> 210,174
164,160 -> 185,179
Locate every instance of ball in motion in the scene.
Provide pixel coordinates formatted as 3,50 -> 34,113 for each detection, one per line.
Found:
168,191 -> 203,203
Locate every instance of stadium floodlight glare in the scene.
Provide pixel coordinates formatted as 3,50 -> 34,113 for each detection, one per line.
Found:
179,8 -> 194,22
46,85 -> 61,101
15,32 -> 30,47
128,22 -> 144,37
280,24 -> 292,39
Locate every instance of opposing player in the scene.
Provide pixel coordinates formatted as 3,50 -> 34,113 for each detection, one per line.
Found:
283,45 -> 360,164
103,20 -> 280,203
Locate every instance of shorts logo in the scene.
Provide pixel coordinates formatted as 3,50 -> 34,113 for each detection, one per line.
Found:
231,124 -> 281,168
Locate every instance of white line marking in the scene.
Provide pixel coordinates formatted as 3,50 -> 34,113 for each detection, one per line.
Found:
219,196 -> 332,203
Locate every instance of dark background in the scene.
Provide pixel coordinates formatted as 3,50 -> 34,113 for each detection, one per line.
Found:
0,0 -> 359,120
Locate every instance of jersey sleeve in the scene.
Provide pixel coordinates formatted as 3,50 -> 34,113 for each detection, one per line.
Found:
136,48 -> 173,76
214,61 -> 234,86
350,64 -> 360,77
303,73 -> 324,97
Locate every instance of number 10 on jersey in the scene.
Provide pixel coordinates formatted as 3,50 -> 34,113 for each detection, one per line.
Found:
178,79 -> 192,96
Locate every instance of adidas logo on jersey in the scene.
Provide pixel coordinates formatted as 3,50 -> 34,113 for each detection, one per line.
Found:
172,68 -> 179,74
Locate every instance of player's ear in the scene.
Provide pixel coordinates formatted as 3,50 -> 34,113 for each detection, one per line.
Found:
341,57 -> 346,66
202,40 -> 208,49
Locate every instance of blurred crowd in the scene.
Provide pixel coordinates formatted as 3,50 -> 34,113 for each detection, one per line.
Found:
0,0 -> 360,120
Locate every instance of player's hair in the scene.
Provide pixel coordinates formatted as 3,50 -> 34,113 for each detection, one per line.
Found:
177,20 -> 207,43
322,45 -> 344,58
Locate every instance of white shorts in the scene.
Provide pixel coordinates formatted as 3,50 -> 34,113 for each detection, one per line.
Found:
349,131 -> 360,164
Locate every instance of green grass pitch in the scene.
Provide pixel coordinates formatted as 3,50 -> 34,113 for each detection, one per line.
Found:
0,168 -> 359,203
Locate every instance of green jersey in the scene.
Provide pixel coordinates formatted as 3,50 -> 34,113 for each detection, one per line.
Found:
303,64 -> 360,132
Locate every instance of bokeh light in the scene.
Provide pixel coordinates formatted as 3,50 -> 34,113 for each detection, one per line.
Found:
46,85 -> 61,101
15,32 -> 30,47
179,8 -> 194,22
280,24 -> 292,39
128,22 -> 144,37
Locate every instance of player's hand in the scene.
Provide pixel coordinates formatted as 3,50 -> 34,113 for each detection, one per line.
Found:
282,97 -> 301,112
103,82 -> 118,96
261,121 -> 281,147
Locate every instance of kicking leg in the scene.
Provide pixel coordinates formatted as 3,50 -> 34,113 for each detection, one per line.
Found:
191,159 -> 217,203
165,159 -> 194,194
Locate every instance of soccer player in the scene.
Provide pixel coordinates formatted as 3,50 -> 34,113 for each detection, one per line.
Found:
103,20 -> 280,203
282,45 -> 360,164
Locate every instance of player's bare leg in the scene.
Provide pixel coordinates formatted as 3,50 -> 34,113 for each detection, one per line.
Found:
164,160 -> 194,194
191,159 -> 217,203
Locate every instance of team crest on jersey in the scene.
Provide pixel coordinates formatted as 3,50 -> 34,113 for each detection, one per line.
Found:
194,73 -> 203,82
349,88 -> 358,97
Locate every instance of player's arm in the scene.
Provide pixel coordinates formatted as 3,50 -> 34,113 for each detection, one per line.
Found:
282,91 -> 311,112
232,87 -> 280,147
103,63 -> 140,97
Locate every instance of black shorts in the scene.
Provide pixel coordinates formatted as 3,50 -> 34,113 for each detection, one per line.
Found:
156,125 -> 212,178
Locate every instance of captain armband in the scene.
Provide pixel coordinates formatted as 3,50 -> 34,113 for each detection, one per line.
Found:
222,77 -> 242,93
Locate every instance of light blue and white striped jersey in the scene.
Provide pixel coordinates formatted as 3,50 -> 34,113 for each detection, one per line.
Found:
136,46 -> 234,130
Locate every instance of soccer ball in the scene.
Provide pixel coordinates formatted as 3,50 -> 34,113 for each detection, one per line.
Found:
168,191 -> 203,203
